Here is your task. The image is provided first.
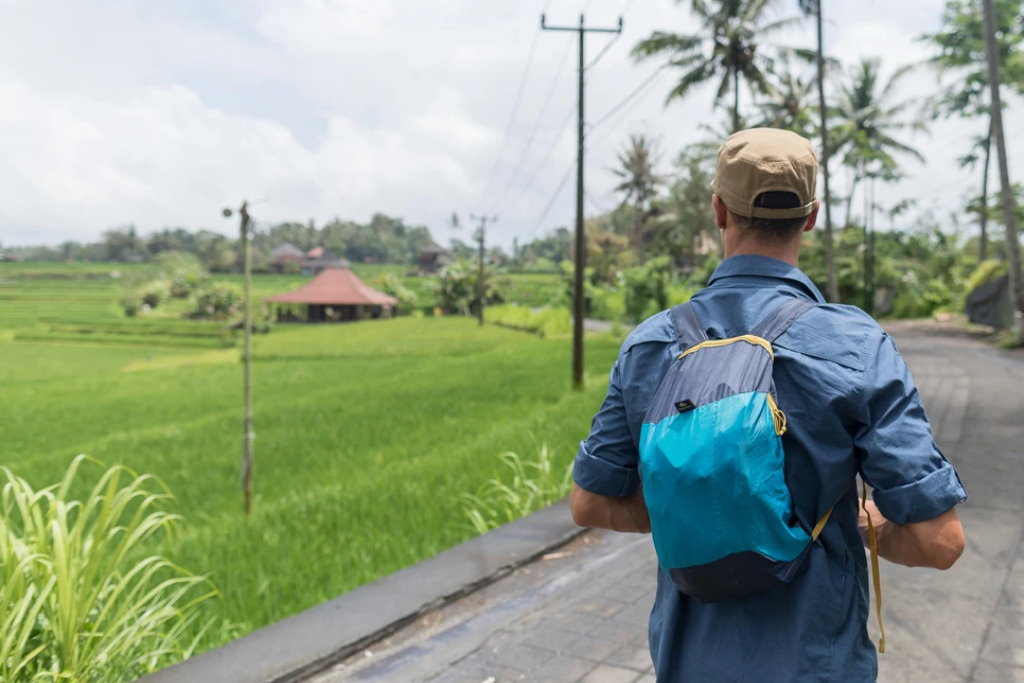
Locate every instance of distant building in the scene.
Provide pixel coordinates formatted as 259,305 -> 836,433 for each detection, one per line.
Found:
269,244 -> 347,274
302,251 -> 348,275
266,267 -> 397,323
419,243 -> 450,273
269,243 -> 306,273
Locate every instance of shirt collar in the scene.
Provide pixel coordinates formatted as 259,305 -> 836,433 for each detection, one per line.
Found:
707,255 -> 826,303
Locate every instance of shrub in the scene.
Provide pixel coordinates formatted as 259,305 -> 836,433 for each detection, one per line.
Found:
435,260 -> 506,316
461,445 -> 572,534
0,456 -> 216,681
189,282 -> 243,320
140,280 -> 168,309
623,256 -> 675,323
155,252 -> 209,298
120,291 -> 141,317
374,273 -> 419,313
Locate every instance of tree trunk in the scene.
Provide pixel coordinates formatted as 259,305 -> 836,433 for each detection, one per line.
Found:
844,165 -> 862,231
980,120 -> 992,261
983,0 -> 1022,339
733,69 -> 741,132
815,1 -> 839,302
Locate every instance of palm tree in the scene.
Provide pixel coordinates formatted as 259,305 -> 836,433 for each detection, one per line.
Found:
757,56 -> 816,136
796,0 -> 838,302
831,59 -> 927,230
922,0 -> 1024,262
612,134 -> 664,258
632,0 -> 802,132
831,58 -> 928,315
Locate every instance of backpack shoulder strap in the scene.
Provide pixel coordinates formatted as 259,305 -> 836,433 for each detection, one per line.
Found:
669,302 -> 709,351
751,298 -> 817,343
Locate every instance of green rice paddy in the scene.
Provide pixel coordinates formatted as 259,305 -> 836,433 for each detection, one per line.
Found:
0,262 -> 616,653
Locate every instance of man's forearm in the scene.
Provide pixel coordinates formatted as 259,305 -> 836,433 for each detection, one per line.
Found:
860,501 -> 964,569
570,484 -> 651,533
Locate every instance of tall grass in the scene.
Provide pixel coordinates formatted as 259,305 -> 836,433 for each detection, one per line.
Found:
484,304 -> 571,338
0,456 -> 216,681
462,445 -> 573,534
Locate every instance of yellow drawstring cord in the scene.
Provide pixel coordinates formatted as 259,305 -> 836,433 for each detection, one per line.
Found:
765,393 -> 788,436
862,480 -> 886,653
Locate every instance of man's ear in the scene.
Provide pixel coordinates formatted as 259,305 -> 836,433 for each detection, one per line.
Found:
712,194 -> 728,230
803,200 -> 820,233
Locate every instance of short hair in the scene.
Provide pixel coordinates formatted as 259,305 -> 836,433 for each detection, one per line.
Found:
730,191 -> 809,240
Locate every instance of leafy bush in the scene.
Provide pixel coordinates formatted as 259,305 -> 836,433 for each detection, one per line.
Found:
0,456 -> 216,681
140,280 -> 168,309
120,291 -> 141,317
461,445 -> 572,534
589,286 -> 626,321
964,259 -> 1008,296
435,259 -> 506,316
374,273 -> 419,312
189,282 -> 243,320
623,256 -> 675,323
154,252 -> 209,298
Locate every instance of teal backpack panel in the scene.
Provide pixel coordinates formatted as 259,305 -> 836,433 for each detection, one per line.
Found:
640,391 -> 810,570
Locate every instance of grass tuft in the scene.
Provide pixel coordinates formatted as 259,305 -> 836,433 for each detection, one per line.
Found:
0,456 -> 218,681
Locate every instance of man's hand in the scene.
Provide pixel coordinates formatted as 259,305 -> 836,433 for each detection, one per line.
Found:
859,499 -> 964,570
569,483 -> 651,533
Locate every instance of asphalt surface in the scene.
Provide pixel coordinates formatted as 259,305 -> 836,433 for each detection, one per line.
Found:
310,322 -> 1024,683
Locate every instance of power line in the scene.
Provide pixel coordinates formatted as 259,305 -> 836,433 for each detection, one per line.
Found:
585,32 -> 621,71
583,0 -> 639,71
477,4 -> 547,207
502,104 -> 577,217
528,160 -> 575,238
488,37 -> 576,213
585,187 -> 615,215
588,65 -> 668,135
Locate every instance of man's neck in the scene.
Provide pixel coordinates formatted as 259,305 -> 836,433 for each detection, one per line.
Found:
725,242 -> 800,267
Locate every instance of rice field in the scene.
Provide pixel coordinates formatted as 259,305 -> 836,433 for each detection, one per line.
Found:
0,262 -> 618,655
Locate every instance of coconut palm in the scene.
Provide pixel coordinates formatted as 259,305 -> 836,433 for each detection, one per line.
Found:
922,0 -> 1024,261
831,58 -> 928,315
612,134 -> 665,257
757,56 -> 816,136
831,58 -> 927,230
632,0 -> 804,132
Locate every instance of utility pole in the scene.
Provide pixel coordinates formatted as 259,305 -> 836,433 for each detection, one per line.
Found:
813,1 -> 839,303
982,0 -> 1022,340
542,13 -> 622,390
469,213 -> 497,326
223,201 -> 255,515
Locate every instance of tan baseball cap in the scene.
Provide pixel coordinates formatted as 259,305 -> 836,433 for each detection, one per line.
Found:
712,127 -> 817,219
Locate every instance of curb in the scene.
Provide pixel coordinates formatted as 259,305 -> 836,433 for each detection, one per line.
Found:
139,500 -> 582,683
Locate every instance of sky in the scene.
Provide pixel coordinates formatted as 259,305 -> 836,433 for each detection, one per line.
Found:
0,0 -> 1021,249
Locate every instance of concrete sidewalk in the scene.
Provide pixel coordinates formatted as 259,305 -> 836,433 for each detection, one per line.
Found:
312,323 -> 1024,683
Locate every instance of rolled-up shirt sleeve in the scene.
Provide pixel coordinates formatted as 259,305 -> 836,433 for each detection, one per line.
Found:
573,358 -> 641,498
855,333 -> 967,524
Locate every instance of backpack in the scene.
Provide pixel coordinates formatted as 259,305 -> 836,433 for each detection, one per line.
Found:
639,298 -> 831,603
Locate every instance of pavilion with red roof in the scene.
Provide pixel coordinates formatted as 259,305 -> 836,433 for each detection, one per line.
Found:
266,268 -> 397,322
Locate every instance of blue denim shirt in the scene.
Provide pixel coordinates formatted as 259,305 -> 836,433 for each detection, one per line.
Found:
574,255 -> 967,682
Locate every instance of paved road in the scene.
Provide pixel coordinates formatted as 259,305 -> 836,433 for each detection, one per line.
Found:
312,322 -> 1024,683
